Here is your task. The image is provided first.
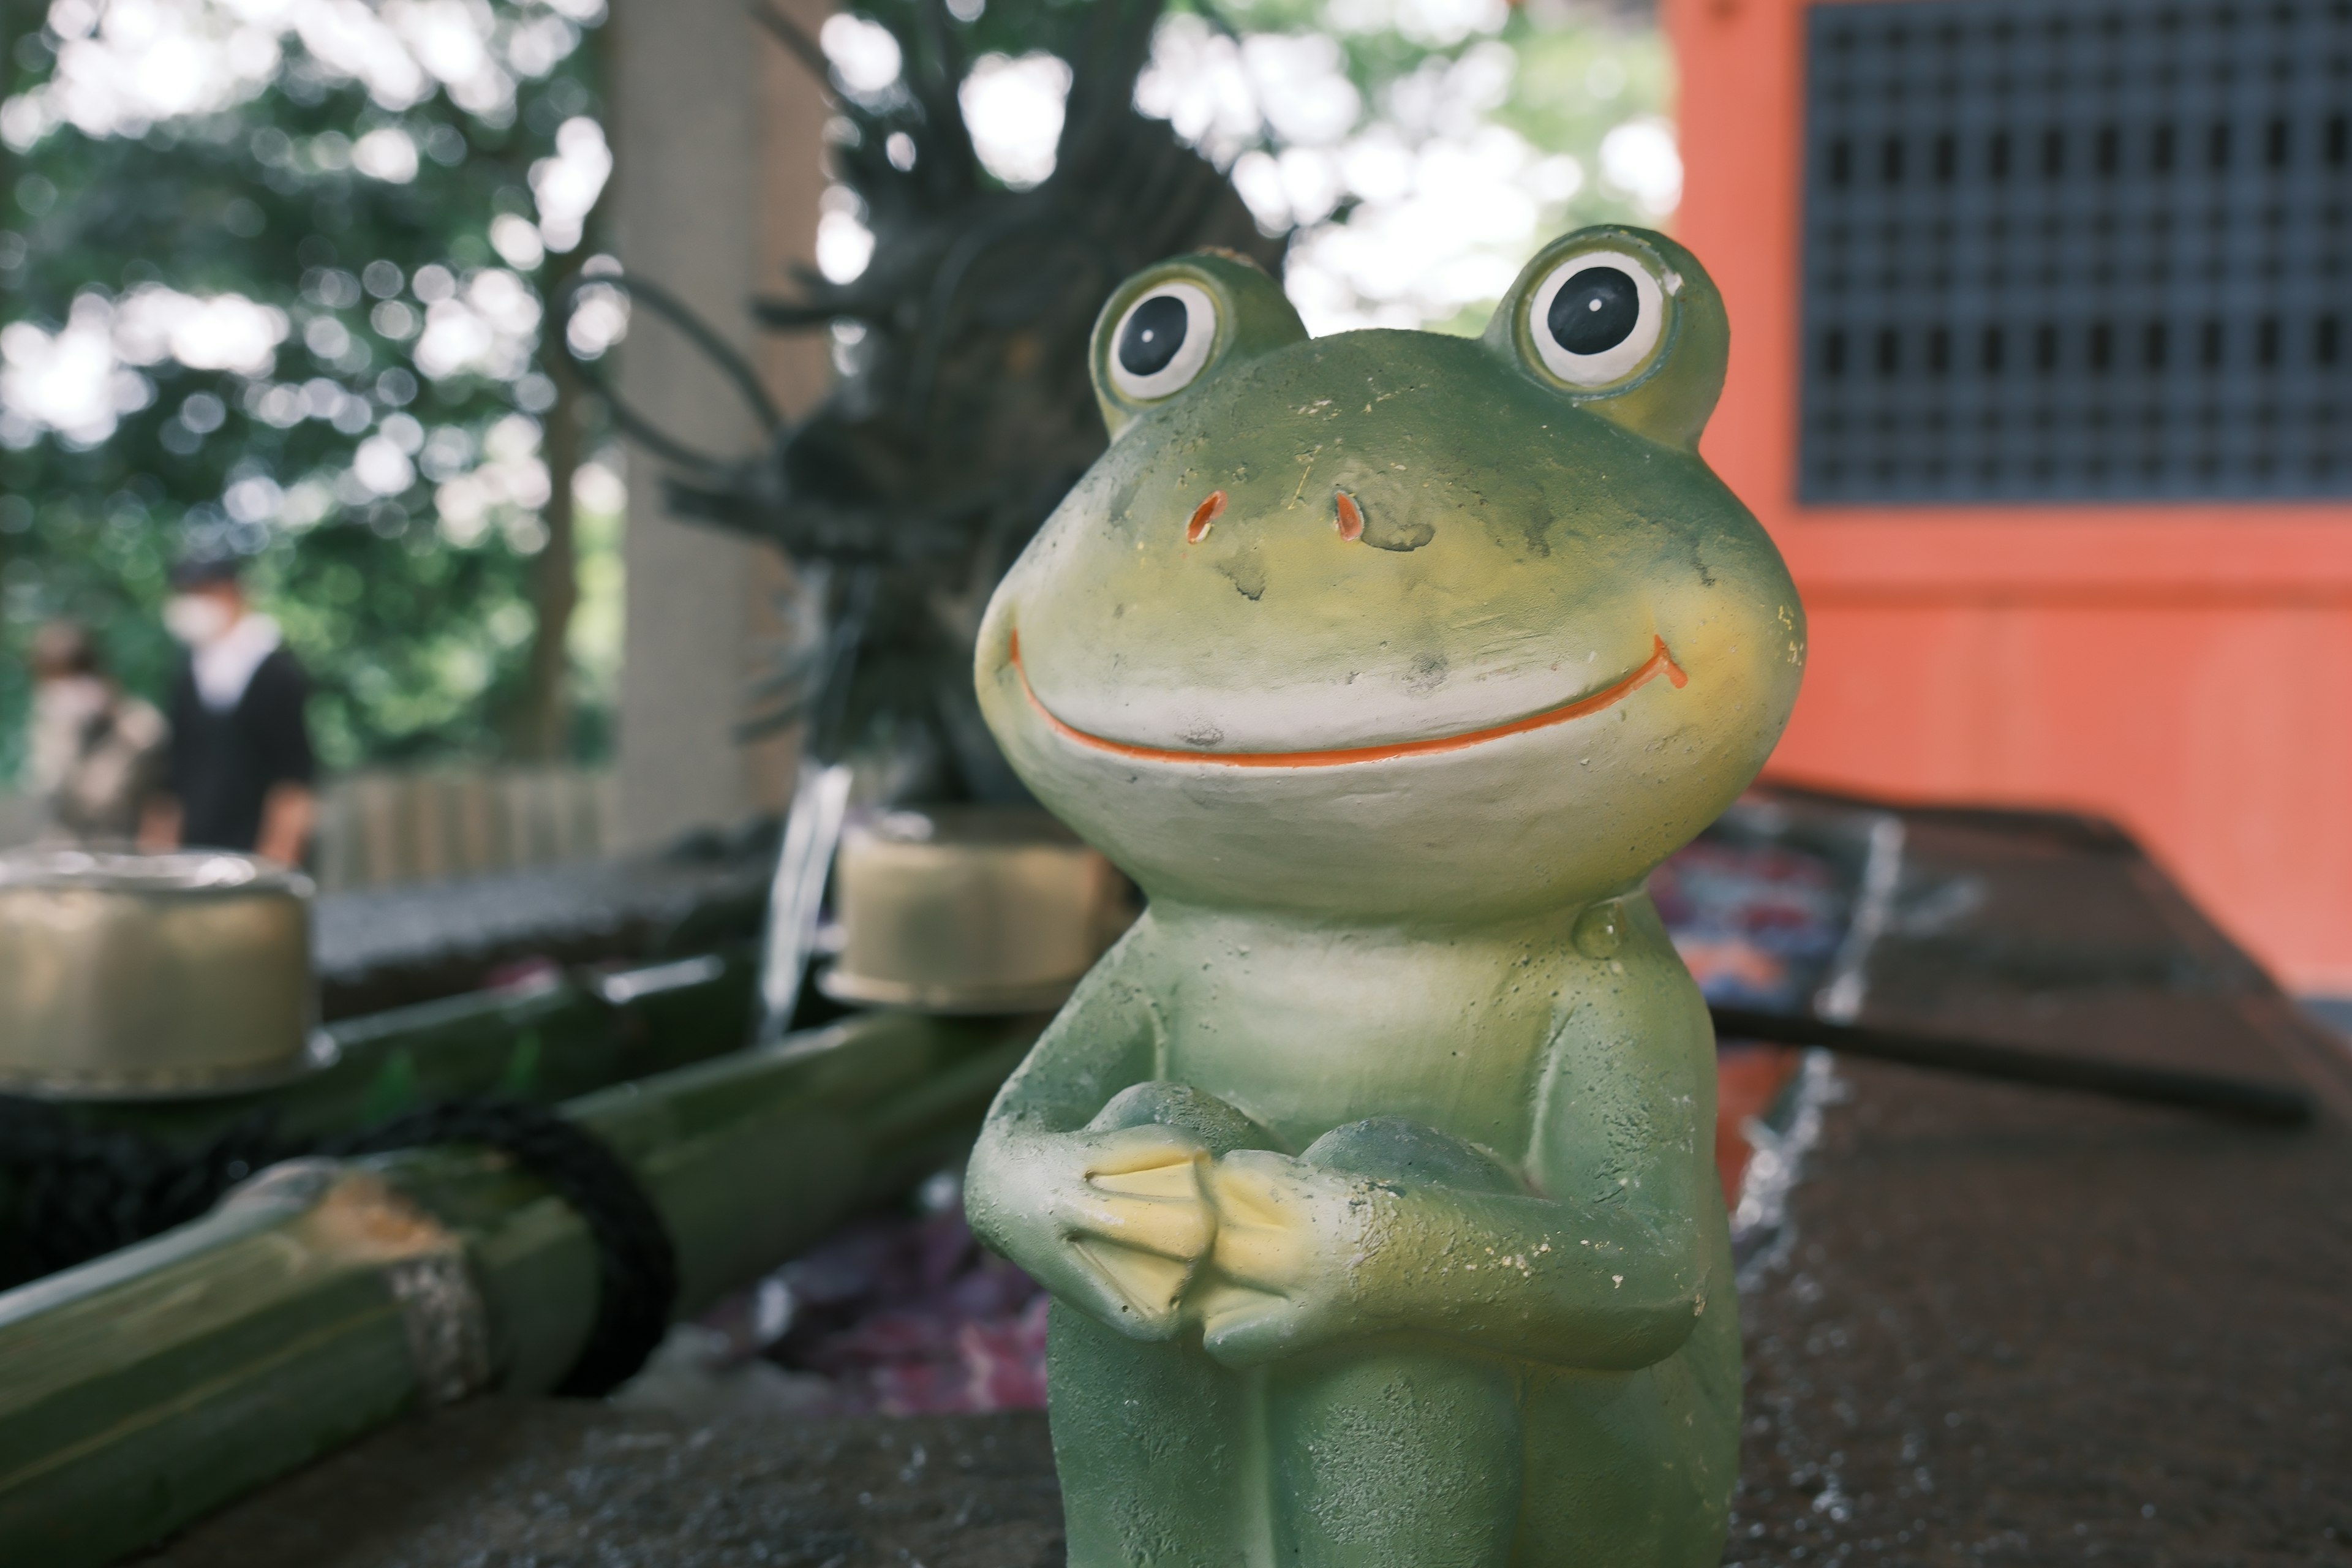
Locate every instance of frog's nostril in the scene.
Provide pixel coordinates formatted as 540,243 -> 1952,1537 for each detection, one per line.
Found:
1185,491 -> 1226,543
1333,490 -> 1365,543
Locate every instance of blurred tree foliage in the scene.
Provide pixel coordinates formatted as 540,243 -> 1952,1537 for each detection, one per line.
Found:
1147,0 -> 1676,336
0,0 -> 1667,791
0,0 -> 615,782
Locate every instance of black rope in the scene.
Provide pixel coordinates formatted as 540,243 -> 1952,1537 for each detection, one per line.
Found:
325,1101 -> 678,1396
0,1100 -> 285,1286
0,1096 -> 679,1398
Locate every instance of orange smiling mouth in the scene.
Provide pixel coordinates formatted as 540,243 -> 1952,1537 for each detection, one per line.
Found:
1008,631 -> 1687,769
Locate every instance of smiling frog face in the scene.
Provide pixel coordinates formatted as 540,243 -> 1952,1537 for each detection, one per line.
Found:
976,227 -> 1805,924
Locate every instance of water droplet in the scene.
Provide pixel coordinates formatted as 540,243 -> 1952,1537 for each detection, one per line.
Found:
1574,901 -> 1625,959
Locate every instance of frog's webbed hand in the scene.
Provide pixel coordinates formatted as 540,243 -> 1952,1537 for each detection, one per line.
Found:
1066,1131 -> 1218,1322
1193,1116 -> 1512,1362
965,959 -> 1207,1336
974,1121 -> 1217,1336
1003,1080 -> 1292,1335
1193,1149 -> 1369,1363
971,1084 -> 1291,1336
964,957 -> 1287,1338
1195,1117 -> 1708,1371
1065,1077 -> 1301,1327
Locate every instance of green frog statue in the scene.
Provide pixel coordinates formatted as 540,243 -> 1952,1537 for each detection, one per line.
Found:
965,225 -> 1805,1567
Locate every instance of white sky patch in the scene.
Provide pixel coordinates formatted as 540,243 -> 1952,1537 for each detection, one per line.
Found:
1137,14 -> 1674,336
813,185 -> 874,284
377,0 -> 513,118
0,0 -> 588,149
115,285 -> 292,372
3,0 -> 282,145
298,0 -> 430,108
1,285 -> 287,446
819,12 -> 901,97
1238,33 -> 1360,147
351,431 -> 416,494
1325,0 -> 1511,48
434,411 -> 549,547
529,115 -> 609,253
503,9 -> 578,77
571,455 -> 624,514
490,211 -> 546,269
0,300 -> 146,447
222,472 -> 284,522
1133,18 -> 1258,167
959,51 -> 1069,189
412,267 -> 540,380
1599,116 -> 1682,218
564,274 -> 628,360
352,123 -> 419,181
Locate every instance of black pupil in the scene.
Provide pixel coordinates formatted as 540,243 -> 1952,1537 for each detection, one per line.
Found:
1546,266 -> 1639,356
1118,293 -> 1189,377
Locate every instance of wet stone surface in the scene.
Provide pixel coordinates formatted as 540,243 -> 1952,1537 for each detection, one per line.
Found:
1726,1059 -> 2352,1567
139,1406 -> 1062,1568
141,1051 -> 2352,1567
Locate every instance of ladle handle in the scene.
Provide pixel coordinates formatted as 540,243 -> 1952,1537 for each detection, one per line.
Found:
1708,1005 -> 2316,1128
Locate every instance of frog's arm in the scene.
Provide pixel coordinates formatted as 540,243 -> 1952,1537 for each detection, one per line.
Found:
969,932 -> 1166,1141
1198,906 -> 1720,1373
965,924 -> 1240,1339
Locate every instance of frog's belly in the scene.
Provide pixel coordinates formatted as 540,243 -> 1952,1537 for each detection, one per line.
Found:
1152,938 -> 1557,1157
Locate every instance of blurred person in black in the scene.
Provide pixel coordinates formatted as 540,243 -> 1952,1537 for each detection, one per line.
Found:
139,557 -> 317,865
25,619 -> 170,845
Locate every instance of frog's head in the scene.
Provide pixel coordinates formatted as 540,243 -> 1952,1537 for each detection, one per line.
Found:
975,227 -> 1804,924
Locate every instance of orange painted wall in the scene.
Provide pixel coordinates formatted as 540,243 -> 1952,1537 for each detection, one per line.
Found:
1665,0 -> 2352,991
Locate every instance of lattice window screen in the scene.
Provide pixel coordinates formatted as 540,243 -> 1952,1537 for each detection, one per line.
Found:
1800,0 -> 2351,502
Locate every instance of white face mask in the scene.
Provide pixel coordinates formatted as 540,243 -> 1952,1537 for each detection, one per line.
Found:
164,594 -> 235,646
35,675 -> 109,723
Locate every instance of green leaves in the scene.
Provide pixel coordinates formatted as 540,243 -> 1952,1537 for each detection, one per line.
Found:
0,1 -> 611,773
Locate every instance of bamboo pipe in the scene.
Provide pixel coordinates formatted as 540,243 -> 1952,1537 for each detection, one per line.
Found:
0,1009 -> 1036,1568
0,954 -> 769,1284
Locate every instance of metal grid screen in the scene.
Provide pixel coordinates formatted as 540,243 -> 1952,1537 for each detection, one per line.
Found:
1800,0 -> 2351,503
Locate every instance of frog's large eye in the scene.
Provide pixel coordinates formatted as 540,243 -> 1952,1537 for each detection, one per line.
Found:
1525,250 -> 1666,388
1491,227 -> 1724,446
1107,282 -> 1218,401
1091,252 -> 1306,436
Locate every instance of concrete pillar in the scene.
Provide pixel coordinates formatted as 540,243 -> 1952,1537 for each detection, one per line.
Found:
744,0 -> 838,815
606,0 -> 832,850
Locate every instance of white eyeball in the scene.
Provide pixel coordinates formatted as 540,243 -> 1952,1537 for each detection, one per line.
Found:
1526,250 -> 1665,388
1107,282 -> 1218,401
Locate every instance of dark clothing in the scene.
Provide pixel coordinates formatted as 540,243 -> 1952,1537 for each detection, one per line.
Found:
164,648 -> 315,851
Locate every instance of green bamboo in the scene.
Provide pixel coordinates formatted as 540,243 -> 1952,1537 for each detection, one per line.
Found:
0,953 -> 771,1284
70,949 -> 765,1150
0,1009 -> 1035,1567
